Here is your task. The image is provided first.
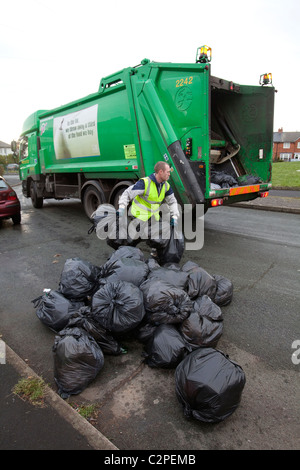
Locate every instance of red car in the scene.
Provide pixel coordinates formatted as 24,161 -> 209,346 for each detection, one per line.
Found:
0,175 -> 21,225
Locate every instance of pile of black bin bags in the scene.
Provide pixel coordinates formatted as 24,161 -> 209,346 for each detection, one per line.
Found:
32,246 -> 246,423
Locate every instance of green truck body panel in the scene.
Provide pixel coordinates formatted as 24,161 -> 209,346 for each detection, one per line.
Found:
18,54 -> 275,218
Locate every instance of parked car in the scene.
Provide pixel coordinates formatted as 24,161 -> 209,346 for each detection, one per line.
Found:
0,175 -> 21,225
6,163 -> 19,171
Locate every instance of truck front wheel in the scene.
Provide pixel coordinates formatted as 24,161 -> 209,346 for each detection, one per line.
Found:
83,185 -> 104,219
30,181 -> 43,208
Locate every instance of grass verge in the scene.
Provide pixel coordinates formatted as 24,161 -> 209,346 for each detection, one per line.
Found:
69,402 -> 99,422
13,376 -> 47,407
272,162 -> 300,188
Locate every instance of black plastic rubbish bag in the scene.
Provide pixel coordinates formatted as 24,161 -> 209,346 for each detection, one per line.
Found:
146,257 -> 161,271
143,324 -> 192,368
142,218 -> 171,249
107,246 -> 145,263
92,203 -> 136,249
91,280 -> 145,334
151,226 -> 184,265
133,321 -> 158,344
66,308 -> 125,355
100,257 -> 149,287
58,257 -> 101,301
182,261 -> 217,300
91,203 -> 116,230
53,326 -> 104,398
162,262 -> 182,271
175,347 -> 246,423
179,295 -> 223,348
194,294 -> 223,321
140,279 -> 193,325
32,290 -> 85,333
213,274 -> 233,306
237,174 -> 261,185
92,203 -> 123,239
106,219 -> 138,250
146,265 -> 189,290
211,171 -> 238,188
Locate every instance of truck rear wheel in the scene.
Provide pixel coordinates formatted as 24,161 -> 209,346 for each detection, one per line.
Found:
30,181 -> 43,208
113,188 -> 126,209
83,185 -> 104,219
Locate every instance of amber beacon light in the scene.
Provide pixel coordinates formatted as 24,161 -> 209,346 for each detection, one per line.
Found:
196,45 -> 212,63
259,73 -> 272,86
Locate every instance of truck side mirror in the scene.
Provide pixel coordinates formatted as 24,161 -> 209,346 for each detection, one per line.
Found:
11,140 -> 17,152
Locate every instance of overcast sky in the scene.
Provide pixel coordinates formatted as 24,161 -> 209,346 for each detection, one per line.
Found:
1,0 -> 299,144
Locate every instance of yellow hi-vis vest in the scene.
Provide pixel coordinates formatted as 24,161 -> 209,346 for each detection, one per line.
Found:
131,177 -> 170,221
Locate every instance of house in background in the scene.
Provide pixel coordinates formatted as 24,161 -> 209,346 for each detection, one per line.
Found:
0,141 -> 11,157
273,129 -> 300,161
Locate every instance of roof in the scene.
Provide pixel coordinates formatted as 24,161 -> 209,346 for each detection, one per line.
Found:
273,132 -> 300,143
0,141 -> 11,148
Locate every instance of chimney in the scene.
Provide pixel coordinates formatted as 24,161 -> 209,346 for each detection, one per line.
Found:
278,127 -> 283,133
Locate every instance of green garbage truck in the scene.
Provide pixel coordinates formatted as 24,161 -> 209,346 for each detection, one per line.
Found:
15,46 -> 275,219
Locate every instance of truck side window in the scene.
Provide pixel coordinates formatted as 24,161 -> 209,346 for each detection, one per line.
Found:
20,137 -> 28,159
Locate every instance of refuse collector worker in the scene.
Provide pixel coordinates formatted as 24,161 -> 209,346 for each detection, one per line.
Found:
117,161 -> 180,252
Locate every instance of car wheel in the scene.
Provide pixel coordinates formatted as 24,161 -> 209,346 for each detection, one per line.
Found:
12,213 -> 21,225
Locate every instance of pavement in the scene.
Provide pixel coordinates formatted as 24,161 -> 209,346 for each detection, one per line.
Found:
232,189 -> 300,214
0,345 -> 118,450
0,187 -> 299,451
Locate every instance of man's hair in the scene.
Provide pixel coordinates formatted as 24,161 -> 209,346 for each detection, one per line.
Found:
154,161 -> 169,173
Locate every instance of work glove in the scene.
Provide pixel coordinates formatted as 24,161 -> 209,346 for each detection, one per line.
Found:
170,217 -> 178,227
116,207 -> 125,218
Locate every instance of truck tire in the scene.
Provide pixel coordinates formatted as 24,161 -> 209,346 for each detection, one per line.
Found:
83,185 -> 104,219
113,188 -> 126,209
30,181 -> 43,208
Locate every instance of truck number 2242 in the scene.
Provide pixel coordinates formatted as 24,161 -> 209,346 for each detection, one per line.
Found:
176,77 -> 193,87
